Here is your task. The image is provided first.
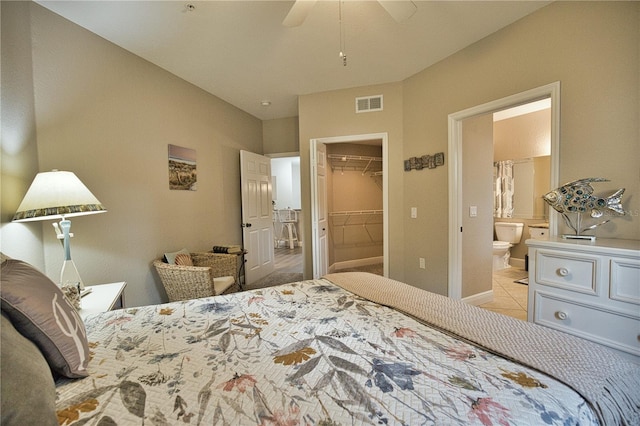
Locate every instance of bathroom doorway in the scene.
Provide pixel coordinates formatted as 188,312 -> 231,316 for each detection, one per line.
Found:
488,99 -> 552,320
493,99 -> 552,272
458,101 -> 552,320
448,82 -> 560,306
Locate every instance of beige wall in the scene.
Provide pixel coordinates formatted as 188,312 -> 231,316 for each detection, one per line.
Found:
298,83 -> 404,280
494,109 -> 551,162
263,116 -> 299,155
1,3 -> 263,306
397,1 -> 639,295
0,1 -> 45,267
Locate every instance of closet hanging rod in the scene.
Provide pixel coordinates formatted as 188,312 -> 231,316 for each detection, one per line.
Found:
327,154 -> 382,161
327,154 -> 383,174
329,210 -> 383,216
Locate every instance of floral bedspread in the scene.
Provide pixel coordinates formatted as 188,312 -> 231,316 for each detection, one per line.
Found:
55,278 -> 596,425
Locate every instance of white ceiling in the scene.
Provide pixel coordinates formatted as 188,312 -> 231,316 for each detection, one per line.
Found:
36,1 -> 551,120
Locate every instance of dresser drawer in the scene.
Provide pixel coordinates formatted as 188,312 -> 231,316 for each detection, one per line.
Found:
533,291 -> 640,356
535,250 -> 599,295
610,258 -> 640,305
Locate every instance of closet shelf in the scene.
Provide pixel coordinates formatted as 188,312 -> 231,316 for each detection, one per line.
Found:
328,154 -> 382,175
329,210 -> 383,244
329,210 -> 383,217
329,210 -> 383,225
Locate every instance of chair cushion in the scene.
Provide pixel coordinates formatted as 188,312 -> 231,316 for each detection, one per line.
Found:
0,258 -> 90,378
174,253 -> 193,266
1,312 -> 58,425
164,248 -> 190,264
213,276 -> 235,295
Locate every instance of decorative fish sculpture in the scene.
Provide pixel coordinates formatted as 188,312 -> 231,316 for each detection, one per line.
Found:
543,178 -> 625,235
543,178 -> 625,218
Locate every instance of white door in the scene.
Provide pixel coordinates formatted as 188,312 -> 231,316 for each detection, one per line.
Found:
311,142 -> 328,278
240,150 -> 275,285
461,114 -> 494,298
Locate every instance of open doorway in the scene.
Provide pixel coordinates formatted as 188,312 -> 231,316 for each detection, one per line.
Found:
310,133 -> 389,278
326,142 -> 384,274
270,155 -> 303,275
464,99 -> 552,321
448,82 -> 560,302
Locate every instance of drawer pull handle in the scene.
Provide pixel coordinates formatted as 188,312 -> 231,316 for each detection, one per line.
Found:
555,311 -> 568,320
557,267 -> 570,277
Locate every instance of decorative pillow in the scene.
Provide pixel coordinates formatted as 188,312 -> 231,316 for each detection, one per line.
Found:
0,259 -> 90,379
1,312 -> 58,425
164,248 -> 190,264
174,253 -> 194,266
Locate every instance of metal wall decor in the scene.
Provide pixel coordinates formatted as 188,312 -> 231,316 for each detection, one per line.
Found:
543,177 -> 625,240
404,152 -> 444,171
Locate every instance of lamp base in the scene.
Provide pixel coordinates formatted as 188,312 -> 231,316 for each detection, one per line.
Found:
60,258 -> 85,290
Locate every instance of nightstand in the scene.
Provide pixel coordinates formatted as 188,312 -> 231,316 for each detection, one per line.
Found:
79,282 -> 127,320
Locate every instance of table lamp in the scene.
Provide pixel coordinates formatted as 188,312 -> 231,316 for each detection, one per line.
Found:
12,170 -> 106,289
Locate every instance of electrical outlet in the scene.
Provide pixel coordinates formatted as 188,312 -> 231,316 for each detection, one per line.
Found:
419,257 -> 426,269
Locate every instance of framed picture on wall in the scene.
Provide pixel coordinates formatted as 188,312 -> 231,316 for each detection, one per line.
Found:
168,144 -> 197,191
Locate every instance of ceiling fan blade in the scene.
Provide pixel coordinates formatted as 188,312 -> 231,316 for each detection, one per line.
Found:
282,0 -> 318,27
377,0 -> 417,23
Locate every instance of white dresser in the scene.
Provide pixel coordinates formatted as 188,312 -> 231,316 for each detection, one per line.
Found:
526,237 -> 640,361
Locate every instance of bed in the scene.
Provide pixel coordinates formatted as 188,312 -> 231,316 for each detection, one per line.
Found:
1,257 -> 638,425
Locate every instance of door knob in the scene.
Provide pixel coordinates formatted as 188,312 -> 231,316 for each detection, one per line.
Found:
242,223 -> 252,228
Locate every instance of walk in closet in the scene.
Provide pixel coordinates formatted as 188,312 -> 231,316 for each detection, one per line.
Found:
326,143 -> 384,271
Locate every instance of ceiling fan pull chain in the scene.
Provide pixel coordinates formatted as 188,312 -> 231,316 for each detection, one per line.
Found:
339,0 -> 347,66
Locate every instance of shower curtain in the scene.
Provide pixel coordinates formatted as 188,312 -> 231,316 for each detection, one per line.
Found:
494,160 -> 514,218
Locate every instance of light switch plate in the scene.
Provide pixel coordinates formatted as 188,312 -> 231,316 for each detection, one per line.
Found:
411,207 -> 417,218
469,206 -> 478,217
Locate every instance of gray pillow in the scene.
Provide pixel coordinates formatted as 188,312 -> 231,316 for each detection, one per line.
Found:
1,312 -> 58,425
0,258 -> 90,378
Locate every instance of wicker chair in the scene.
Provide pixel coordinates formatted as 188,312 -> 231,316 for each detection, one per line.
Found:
153,252 -> 238,302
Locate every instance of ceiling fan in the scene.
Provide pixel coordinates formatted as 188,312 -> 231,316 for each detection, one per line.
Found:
282,0 -> 418,27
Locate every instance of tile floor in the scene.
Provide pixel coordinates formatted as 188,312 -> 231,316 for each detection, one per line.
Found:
479,267 -> 529,321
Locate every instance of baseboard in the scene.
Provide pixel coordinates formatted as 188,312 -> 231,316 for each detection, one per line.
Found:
510,258 -> 525,269
463,289 -> 493,306
334,256 -> 384,271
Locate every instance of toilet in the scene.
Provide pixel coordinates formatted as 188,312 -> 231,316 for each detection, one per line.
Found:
493,222 -> 524,271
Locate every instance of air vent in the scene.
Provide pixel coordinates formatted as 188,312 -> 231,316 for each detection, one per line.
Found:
355,95 -> 383,113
